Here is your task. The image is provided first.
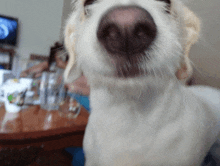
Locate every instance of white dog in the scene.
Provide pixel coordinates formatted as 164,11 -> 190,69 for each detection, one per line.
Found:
64,0 -> 220,165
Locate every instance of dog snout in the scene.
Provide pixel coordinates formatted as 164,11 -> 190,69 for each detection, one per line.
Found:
97,6 -> 157,56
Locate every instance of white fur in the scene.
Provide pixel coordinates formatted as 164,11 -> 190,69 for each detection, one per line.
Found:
74,0 -> 184,79
64,0 -> 220,165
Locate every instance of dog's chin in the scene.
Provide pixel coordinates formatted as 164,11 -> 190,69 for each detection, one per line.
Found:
108,52 -> 147,78
115,67 -> 145,78
108,65 -> 147,79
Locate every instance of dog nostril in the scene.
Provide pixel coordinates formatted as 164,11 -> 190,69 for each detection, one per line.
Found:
101,24 -> 121,41
99,24 -> 126,53
97,6 -> 157,55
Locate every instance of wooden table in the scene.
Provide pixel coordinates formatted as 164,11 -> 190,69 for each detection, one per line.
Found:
0,104 -> 89,166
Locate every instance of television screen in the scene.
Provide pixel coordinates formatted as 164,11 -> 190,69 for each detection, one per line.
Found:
0,14 -> 18,46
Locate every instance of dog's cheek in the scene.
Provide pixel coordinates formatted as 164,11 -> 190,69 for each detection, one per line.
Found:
74,16 -> 116,75
76,38 -> 114,76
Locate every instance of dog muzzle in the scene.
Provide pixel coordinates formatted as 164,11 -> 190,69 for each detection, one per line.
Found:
97,6 -> 157,57
96,6 -> 157,77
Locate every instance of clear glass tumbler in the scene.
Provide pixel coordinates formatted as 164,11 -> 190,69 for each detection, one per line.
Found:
58,93 -> 81,119
39,71 -> 66,111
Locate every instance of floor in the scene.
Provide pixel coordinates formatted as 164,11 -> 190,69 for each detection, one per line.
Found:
30,149 -> 73,166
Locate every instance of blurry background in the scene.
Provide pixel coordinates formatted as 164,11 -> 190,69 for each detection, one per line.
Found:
186,0 -> 220,89
0,0 -> 63,62
0,0 -> 219,88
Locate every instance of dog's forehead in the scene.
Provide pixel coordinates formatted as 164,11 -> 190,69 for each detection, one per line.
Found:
82,0 -> 174,4
80,0 -> 176,21
81,0 -> 174,7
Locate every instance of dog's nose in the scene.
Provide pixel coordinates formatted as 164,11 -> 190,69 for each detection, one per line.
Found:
97,6 -> 157,56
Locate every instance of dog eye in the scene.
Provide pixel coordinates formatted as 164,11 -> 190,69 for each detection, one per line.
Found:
156,0 -> 171,12
84,0 -> 97,7
157,0 -> 171,4
84,0 -> 97,15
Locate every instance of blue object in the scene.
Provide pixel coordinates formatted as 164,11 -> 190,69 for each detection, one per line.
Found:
68,93 -> 90,113
65,147 -> 85,166
0,65 -> 4,69
65,93 -> 90,166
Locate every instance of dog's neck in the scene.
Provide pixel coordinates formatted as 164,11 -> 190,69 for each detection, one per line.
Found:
88,75 -> 182,113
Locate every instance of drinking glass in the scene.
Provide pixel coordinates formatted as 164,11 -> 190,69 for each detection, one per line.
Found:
58,93 -> 81,119
39,71 -> 66,111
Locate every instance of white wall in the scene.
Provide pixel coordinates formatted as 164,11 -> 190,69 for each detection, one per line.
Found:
184,0 -> 220,88
60,0 -> 73,41
0,0 -> 64,66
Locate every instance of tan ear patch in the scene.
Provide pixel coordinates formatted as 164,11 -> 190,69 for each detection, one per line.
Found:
176,56 -> 193,80
176,6 -> 200,81
64,0 -> 86,83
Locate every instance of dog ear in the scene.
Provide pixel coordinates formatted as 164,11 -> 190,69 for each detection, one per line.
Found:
176,6 -> 201,82
64,0 -> 86,83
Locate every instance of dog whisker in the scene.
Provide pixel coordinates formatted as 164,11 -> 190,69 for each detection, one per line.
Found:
190,59 -> 205,78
